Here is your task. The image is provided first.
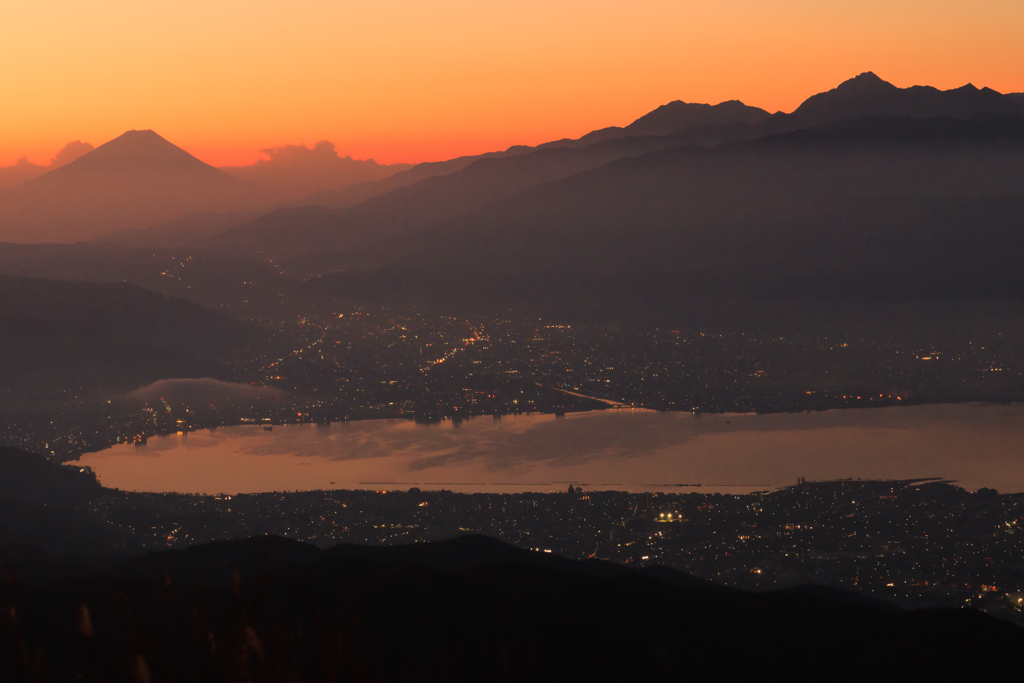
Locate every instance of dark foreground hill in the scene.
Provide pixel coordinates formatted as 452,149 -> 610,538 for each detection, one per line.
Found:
0,274 -> 254,398
0,446 -> 103,506
0,448 -> 114,553
1,534 -> 1021,682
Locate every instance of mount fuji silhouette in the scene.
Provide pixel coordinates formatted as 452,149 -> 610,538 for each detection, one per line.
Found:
0,130 -> 271,243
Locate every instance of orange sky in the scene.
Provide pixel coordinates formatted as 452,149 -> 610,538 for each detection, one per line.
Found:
2,0 -> 1022,168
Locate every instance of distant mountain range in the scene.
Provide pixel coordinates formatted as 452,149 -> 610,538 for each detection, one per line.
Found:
206,74 -> 1024,308
293,72 -> 1022,212
1,73 -> 1023,307
211,129 -> 762,260
291,100 -> 774,211
760,72 -> 1024,134
211,72 -> 1024,253
218,140 -> 412,203
537,99 -> 772,150
0,138 -> 409,229
380,115 -> 1024,306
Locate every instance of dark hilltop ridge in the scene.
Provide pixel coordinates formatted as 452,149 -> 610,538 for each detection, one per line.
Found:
1,533 -> 1023,682
0,274 -> 252,398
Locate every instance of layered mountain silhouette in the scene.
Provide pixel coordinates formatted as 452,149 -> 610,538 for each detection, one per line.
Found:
297,145 -> 537,210
212,130 -> 759,259
299,114 -> 1024,310
209,73 -> 1024,266
219,140 -> 412,203
5,73 -> 1024,310
0,131 -> 270,243
286,73 -> 1021,216
297,100 -> 772,211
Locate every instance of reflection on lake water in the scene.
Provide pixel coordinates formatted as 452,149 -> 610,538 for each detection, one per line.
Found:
79,404 -> 1024,495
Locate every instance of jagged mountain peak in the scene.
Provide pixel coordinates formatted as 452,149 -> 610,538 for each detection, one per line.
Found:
783,72 -> 1024,127
838,71 -> 897,91
623,99 -> 771,136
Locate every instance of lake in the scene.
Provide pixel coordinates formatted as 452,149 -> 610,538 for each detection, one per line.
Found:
79,404 -> 1024,495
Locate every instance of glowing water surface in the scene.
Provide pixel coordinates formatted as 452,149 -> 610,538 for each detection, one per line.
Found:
79,404 -> 1024,495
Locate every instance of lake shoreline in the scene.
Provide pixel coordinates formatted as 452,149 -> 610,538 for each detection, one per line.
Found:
58,397 -> 1022,465
79,403 -> 1024,496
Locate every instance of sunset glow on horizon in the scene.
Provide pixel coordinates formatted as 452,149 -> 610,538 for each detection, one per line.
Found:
3,0 -> 1022,168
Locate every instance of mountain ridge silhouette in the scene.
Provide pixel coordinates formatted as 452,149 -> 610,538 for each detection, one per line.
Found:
4,73 -> 1023,253
219,140 -> 413,202
760,71 -> 1024,135
209,73 -> 1024,261
2,532 -> 1024,681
